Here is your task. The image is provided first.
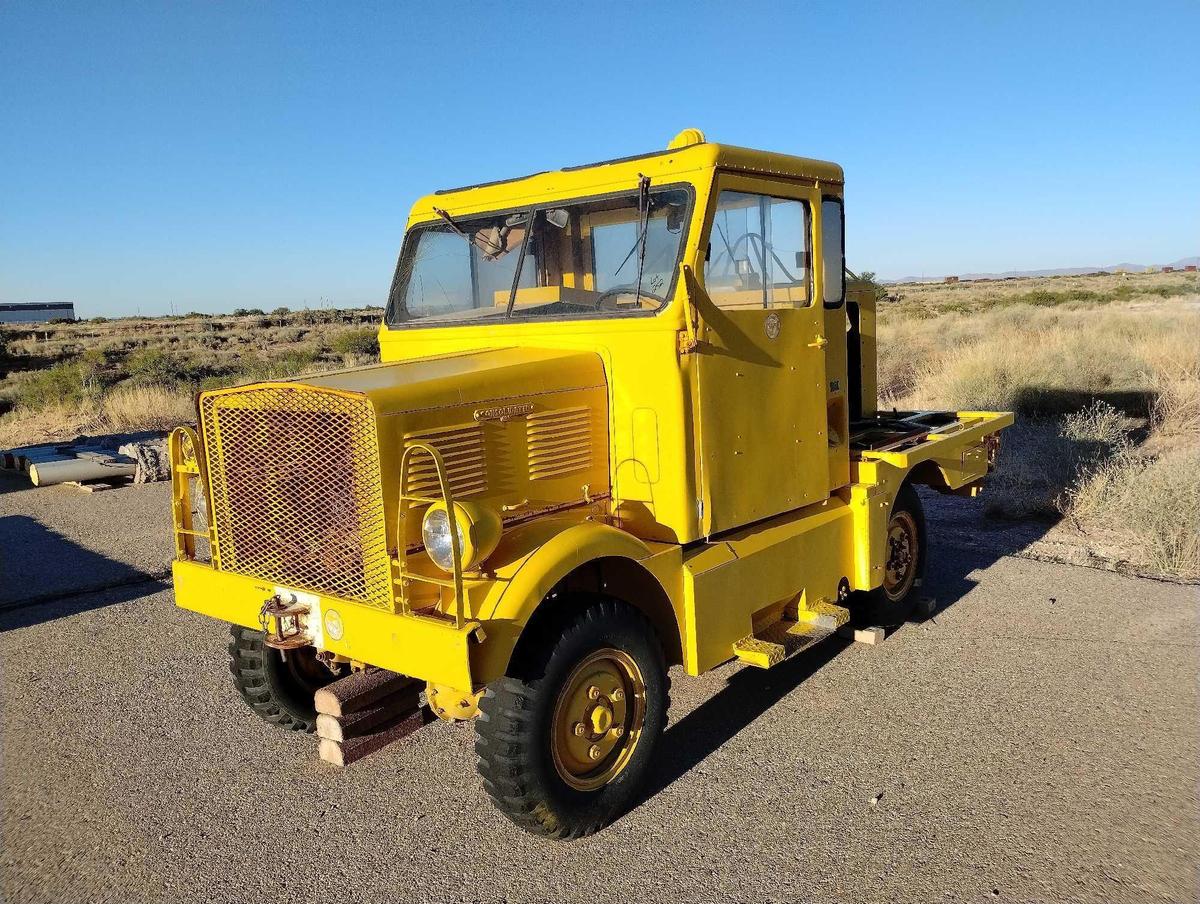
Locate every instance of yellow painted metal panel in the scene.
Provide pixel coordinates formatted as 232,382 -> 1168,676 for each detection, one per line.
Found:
682,497 -> 856,674
693,172 -> 830,535
172,560 -> 475,691
824,304 -> 851,491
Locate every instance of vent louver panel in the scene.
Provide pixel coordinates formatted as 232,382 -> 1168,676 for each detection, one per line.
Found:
403,422 -> 488,498
527,406 -> 593,481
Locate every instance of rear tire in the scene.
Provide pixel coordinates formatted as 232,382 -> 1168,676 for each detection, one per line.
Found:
227,626 -> 338,732
475,597 -> 669,838
856,483 -> 927,627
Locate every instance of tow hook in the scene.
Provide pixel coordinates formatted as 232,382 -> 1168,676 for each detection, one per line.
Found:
258,592 -> 314,650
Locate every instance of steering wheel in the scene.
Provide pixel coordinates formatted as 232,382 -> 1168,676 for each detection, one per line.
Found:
593,287 -> 666,311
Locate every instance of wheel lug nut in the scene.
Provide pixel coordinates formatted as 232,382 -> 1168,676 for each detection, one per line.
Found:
612,726 -> 625,738
573,722 -> 586,736
588,744 -> 602,760
611,688 -> 624,701
586,685 -> 600,700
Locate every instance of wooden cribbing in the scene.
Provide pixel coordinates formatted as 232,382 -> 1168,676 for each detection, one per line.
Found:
315,685 -> 421,742
314,668 -> 421,718
314,668 -> 430,766
318,709 -> 433,767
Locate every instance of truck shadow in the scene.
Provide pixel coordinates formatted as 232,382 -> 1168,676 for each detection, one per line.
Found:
634,501 -> 1056,812
0,514 -> 167,630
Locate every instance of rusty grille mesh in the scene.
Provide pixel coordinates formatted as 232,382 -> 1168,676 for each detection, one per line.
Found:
200,386 -> 392,609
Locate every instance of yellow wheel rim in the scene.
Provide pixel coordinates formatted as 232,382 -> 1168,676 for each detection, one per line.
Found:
550,648 -> 646,791
883,510 -> 918,602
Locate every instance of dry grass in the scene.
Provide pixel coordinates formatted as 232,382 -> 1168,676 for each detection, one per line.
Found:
0,385 -> 198,446
877,270 -> 1200,578
0,308 -> 381,446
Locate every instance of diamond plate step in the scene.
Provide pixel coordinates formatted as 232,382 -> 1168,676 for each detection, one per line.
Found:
733,600 -> 852,669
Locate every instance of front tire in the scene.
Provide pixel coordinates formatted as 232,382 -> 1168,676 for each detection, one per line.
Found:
228,626 -> 338,732
475,597 -> 669,838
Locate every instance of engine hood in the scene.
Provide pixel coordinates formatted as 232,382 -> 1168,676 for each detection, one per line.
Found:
302,346 -> 606,416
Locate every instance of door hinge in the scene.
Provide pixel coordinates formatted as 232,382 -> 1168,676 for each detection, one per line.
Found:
678,330 -> 701,354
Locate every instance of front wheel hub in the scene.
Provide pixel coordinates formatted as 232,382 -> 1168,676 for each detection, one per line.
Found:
883,510 -> 919,601
551,649 -> 646,791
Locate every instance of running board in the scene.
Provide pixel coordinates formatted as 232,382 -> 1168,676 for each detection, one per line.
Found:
732,600 -> 851,669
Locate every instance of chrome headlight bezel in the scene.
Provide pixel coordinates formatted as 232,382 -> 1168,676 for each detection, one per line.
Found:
420,501 -> 502,573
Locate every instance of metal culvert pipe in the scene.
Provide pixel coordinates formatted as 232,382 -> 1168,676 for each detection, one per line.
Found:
28,457 -> 137,487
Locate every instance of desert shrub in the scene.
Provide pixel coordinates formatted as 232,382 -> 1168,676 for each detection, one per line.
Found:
275,348 -> 319,375
125,347 -> 194,385
1060,400 -> 1134,448
1064,443 -> 1200,578
998,287 -> 1111,307
850,270 -> 889,304
101,383 -> 196,431
14,362 -> 91,410
331,328 -> 379,359
271,306 -> 290,316
231,307 -> 266,317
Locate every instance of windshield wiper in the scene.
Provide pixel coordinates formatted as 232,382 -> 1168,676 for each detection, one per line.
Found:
632,175 -> 651,307
613,175 -> 652,278
503,208 -> 536,318
433,206 -> 505,259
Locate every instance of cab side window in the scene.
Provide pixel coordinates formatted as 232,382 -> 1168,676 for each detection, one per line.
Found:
821,197 -> 845,308
704,190 -> 811,309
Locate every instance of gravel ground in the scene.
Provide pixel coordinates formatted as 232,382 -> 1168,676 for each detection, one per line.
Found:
0,471 -> 173,606
2,513 -> 1197,903
1,478 -> 1197,902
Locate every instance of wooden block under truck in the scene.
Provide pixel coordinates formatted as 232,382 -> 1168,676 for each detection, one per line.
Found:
170,129 -> 1012,838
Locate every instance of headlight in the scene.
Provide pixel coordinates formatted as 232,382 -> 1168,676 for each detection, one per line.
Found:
421,500 -> 502,572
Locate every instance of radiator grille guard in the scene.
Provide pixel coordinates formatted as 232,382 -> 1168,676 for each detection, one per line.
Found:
200,386 -> 393,610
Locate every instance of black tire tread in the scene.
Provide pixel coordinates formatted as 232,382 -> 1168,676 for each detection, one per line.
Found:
474,598 -> 669,839
227,626 -> 317,733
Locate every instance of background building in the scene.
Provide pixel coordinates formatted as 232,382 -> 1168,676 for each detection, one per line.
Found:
0,302 -> 76,323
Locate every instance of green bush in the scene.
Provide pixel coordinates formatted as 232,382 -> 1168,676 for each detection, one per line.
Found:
331,328 -> 379,358
15,362 -> 90,410
126,347 -> 193,385
1012,288 -> 1106,307
271,306 -> 291,316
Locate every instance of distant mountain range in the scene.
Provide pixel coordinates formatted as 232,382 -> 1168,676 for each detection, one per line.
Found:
886,256 -> 1199,284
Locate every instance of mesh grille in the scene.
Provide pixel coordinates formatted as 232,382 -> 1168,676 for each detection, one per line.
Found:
527,406 -> 592,480
200,386 -> 392,609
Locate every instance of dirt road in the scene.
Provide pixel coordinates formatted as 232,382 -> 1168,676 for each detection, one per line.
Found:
1,474 -> 1196,903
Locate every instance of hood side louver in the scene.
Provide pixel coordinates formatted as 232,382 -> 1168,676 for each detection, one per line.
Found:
403,422 -> 488,498
527,406 -> 593,481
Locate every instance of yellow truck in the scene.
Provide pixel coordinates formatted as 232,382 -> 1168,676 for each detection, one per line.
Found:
170,129 -> 1012,838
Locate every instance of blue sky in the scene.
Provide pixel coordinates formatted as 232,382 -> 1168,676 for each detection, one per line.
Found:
2,1 -> 1197,317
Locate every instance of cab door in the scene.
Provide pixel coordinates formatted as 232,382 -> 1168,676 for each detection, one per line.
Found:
693,175 -> 829,536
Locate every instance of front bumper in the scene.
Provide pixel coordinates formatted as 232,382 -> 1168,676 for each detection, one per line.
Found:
173,560 -> 477,692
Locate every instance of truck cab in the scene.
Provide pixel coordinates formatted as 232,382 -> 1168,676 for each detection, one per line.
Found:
170,130 -> 1011,838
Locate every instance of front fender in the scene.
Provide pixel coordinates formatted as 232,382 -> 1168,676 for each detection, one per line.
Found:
472,520 -> 660,684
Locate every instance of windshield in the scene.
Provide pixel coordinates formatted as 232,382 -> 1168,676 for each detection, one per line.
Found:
386,185 -> 693,326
